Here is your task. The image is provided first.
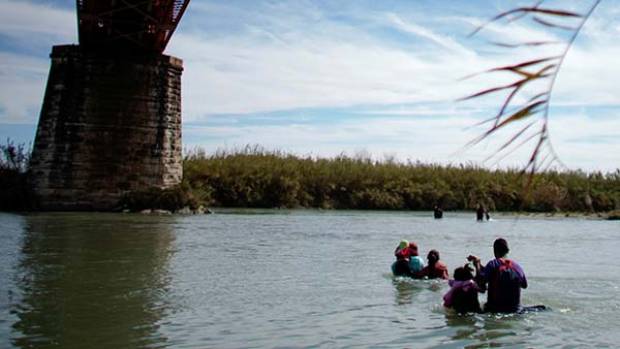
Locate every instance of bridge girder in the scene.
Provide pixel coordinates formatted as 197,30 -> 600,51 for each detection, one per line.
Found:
76,0 -> 190,53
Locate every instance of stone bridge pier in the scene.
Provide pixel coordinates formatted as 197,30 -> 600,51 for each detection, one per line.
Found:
29,45 -> 183,210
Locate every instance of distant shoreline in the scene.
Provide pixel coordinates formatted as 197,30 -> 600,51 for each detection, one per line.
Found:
2,146 -> 619,215
4,208 -> 618,221
180,148 -> 619,216
140,207 -> 620,221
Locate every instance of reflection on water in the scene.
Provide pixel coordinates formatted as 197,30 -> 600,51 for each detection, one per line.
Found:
10,214 -> 175,349
392,278 -> 417,305
392,278 -> 443,306
441,312 -> 524,348
1,210 -> 619,348
444,312 -> 478,333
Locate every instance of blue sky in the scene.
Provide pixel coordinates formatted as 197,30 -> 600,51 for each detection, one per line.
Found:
1,0 -> 619,171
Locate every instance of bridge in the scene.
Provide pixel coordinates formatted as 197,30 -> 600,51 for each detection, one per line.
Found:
29,0 -> 191,210
77,0 -> 190,53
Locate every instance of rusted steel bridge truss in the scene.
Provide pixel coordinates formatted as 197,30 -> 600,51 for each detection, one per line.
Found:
76,0 -> 190,53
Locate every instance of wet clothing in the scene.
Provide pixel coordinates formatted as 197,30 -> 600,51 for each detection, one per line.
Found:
393,244 -> 424,277
394,242 -> 419,261
391,259 -> 412,276
443,280 -> 482,313
420,261 -> 449,279
408,255 -> 425,273
479,258 -> 527,313
394,246 -> 411,261
433,207 -> 443,219
392,242 -> 425,277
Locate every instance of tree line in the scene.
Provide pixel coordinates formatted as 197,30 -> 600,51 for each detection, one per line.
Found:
181,146 -> 619,213
2,142 -> 618,213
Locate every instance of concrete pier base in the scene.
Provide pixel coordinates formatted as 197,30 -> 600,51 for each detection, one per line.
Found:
30,45 -> 183,210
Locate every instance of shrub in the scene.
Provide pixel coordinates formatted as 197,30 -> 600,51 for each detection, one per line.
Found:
0,139 -> 33,211
181,147 -> 620,213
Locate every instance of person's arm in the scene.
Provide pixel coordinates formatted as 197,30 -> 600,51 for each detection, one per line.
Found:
516,262 -> 528,289
441,268 -> 449,280
439,262 -> 449,280
468,255 -> 486,291
414,266 -> 427,279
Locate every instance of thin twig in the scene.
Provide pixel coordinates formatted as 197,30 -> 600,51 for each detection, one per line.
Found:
464,0 -> 602,178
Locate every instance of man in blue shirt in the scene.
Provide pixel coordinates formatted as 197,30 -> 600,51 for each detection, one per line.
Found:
468,238 -> 528,313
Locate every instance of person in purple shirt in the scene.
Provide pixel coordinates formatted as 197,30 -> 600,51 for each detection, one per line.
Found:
467,238 -> 528,313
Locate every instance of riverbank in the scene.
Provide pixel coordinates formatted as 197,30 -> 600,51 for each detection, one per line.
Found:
201,207 -> 619,221
181,147 -> 619,214
2,146 -> 619,215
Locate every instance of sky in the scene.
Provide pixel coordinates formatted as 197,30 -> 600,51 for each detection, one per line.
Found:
0,0 -> 619,172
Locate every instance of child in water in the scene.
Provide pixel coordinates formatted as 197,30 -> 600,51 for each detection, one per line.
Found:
407,242 -> 425,275
392,240 -> 412,276
394,239 -> 411,260
392,240 -> 424,277
443,264 -> 482,313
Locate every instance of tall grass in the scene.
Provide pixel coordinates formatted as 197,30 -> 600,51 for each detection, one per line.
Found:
465,0 -> 603,176
2,141 -> 617,213
183,146 -> 620,212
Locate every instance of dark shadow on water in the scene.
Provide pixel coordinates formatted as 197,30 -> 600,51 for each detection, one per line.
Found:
10,213 -> 176,349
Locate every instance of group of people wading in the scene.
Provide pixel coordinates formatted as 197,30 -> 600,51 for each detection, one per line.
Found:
432,204 -> 490,221
392,238 -> 542,314
391,241 -> 449,279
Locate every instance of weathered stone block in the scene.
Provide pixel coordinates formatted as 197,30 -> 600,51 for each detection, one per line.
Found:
30,45 -> 184,210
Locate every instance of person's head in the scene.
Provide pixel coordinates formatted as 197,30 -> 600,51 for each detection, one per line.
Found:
493,238 -> 509,258
427,249 -> 440,265
399,239 -> 409,250
453,265 -> 474,281
408,242 -> 419,256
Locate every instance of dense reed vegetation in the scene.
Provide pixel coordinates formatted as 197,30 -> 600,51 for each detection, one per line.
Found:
182,146 -> 620,213
2,141 -> 618,214
464,1 -> 603,175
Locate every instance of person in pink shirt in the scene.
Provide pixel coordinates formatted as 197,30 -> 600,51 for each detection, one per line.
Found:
443,264 -> 482,313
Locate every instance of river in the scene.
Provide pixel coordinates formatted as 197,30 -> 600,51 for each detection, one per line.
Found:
0,210 -> 618,348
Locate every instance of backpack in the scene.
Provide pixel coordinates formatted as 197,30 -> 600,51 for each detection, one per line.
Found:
408,256 -> 424,273
497,259 -> 521,288
490,259 -> 521,312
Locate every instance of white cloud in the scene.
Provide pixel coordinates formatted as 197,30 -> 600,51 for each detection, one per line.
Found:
173,33 -> 456,118
170,3 -> 620,121
453,15 -> 562,45
0,0 -> 618,171
386,13 -> 476,58
185,108 -> 620,172
0,52 -> 49,123
0,0 -> 76,123
548,110 -> 620,171
170,13 -> 500,120
183,111 -> 518,166
0,0 -> 76,43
